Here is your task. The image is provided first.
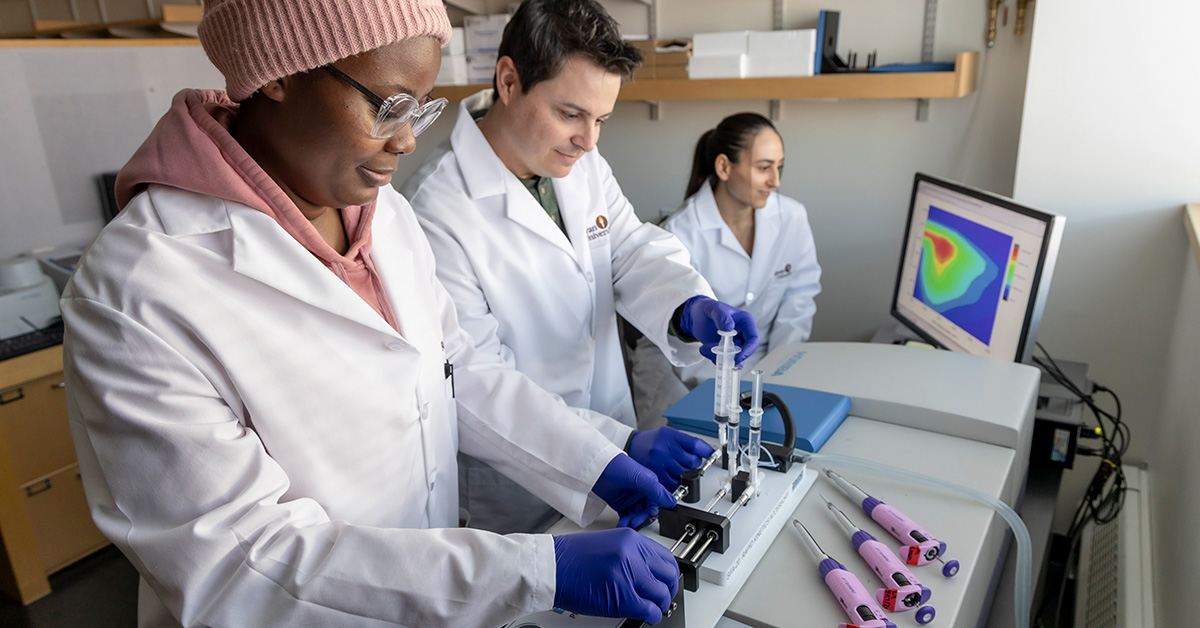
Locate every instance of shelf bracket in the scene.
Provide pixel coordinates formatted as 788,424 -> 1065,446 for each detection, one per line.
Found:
769,1 -> 784,121
645,101 -> 663,121
916,0 -> 938,121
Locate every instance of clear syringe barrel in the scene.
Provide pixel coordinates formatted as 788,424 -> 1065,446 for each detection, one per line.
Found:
726,367 -> 742,483
748,369 -> 764,488
712,330 -> 739,416
712,330 -> 739,451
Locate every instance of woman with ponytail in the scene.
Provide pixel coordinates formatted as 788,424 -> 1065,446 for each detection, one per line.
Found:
632,112 -> 821,428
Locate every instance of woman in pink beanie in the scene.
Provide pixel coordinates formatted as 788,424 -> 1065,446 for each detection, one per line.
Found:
58,1 -> 680,626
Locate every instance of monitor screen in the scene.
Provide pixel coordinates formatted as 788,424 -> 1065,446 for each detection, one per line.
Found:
891,173 -> 1065,363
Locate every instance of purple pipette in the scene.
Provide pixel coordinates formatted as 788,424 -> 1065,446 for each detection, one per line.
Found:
822,496 -> 937,625
792,519 -> 896,628
824,469 -> 960,577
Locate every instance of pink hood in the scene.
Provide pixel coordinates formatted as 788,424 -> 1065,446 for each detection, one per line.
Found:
116,89 -> 398,331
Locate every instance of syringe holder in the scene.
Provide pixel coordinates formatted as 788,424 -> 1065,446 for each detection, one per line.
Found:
730,470 -> 751,503
680,469 -> 702,504
674,542 -> 710,592
761,443 -> 794,473
658,505 -> 730,557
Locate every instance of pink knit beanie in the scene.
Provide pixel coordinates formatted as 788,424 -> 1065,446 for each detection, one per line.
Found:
198,0 -> 452,101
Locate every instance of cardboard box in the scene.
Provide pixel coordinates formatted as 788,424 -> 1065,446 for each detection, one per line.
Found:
464,14 -> 508,54
654,65 -> 690,80
688,53 -> 746,79
436,55 -> 468,86
444,27 -> 465,56
466,53 -> 498,84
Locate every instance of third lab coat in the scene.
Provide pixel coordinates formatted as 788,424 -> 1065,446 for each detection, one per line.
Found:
632,184 -> 821,426
402,91 -> 713,532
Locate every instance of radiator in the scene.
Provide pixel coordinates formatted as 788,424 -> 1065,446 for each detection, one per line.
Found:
1073,467 -> 1154,628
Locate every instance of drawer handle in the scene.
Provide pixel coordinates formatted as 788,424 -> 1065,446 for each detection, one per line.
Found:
52,381 -> 66,389
0,387 -> 24,405
25,479 -> 52,497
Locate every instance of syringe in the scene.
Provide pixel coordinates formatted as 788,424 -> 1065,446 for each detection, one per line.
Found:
747,369 -> 764,491
712,330 -> 739,460
821,496 -> 936,624
792,520 -> 896,628
726,366 -> 742,486
825,469 -> 960,577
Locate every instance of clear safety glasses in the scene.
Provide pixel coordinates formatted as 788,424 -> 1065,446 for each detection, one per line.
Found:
322,65 -> 448,139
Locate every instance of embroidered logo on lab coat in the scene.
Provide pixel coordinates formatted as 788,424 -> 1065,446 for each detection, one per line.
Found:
774,263 -> 792,278
587,215 -> 610,241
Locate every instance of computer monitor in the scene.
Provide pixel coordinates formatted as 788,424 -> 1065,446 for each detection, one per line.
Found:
891,173 -> 1065,364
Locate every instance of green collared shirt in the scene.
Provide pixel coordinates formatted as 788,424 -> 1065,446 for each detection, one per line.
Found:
472,103 -> 566,236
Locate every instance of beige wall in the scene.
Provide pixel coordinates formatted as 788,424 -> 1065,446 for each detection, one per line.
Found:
1014,1 -> 1200,623
1152,239 -> 1200,627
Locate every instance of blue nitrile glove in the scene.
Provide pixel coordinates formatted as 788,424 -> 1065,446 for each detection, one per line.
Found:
592,454 -> 677,529
678,295 -> 761,367
627,427 -> 716,491
553,528 -> 680,624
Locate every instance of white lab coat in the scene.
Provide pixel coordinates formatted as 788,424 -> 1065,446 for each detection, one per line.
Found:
402,91 -> 713,533
62,183 -> 622,628
631,185 -> 821,426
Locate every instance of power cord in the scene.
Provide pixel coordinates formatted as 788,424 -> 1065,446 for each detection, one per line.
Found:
1031,342 -> 1129,628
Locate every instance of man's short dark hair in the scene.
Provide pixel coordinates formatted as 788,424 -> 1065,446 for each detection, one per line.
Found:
495,0 -> 643,94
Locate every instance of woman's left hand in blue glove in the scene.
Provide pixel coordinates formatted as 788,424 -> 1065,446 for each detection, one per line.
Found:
678,295 -> 760,366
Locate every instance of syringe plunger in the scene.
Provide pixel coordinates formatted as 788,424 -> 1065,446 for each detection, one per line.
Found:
748,369 -> 764,488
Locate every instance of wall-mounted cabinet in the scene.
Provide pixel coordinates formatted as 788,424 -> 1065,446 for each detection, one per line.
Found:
432,51 -> 979,103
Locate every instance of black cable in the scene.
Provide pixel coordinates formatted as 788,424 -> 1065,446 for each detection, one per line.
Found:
1031,342 -> 1130,627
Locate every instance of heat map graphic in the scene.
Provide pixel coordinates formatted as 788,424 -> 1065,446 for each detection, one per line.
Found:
915,206 -> 1013,344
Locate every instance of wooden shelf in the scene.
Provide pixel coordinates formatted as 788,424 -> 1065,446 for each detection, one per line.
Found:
1,5 -> 200,40
433,51 -> 979,103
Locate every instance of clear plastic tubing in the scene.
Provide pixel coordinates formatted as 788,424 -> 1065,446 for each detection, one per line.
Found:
726,366 -> 742,485
748,369 -> 764,490
712,330 -> 739,452
800,451 -> 1032,628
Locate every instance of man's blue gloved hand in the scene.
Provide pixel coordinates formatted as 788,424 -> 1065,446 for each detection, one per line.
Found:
592,454 -> 677,529
627,427 -> 716,491
553,528 -> 680,624
678,295 -> 760,367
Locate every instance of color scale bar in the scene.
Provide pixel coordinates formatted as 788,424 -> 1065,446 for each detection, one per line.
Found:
1003,244 -> 1019,300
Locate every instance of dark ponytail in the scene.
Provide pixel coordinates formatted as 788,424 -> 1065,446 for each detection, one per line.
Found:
684,112 -> 780,200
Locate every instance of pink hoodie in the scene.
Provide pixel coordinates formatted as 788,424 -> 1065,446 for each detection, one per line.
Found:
116,89 -> 400,332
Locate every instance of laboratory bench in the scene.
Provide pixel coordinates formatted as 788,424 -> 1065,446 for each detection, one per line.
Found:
0,345 -> 108,605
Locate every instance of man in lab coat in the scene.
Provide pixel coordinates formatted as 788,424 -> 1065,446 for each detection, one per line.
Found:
403,0 -> 760,534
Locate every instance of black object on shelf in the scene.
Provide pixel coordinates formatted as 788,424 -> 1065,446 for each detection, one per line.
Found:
0,320 -> 64,362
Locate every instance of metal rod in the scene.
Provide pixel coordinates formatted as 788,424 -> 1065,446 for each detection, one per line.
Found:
704,484 -> 729,512
679,527 -> 704,558
670,524 -> 697,555
726,487 -> 753,520
689,530 -> 719,561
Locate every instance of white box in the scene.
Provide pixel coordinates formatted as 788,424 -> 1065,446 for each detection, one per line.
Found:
436,55 -> 468,86
443,27 -> 465,56
747,29 -> 816,58
744,30 -> 816,78
688,53 -> 746,79
466,53 -> 498,84
463,14 -> 508,54
692,31 -> 749,57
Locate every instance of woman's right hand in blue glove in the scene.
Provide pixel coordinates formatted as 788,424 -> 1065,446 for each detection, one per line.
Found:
553,528 -> 680,624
